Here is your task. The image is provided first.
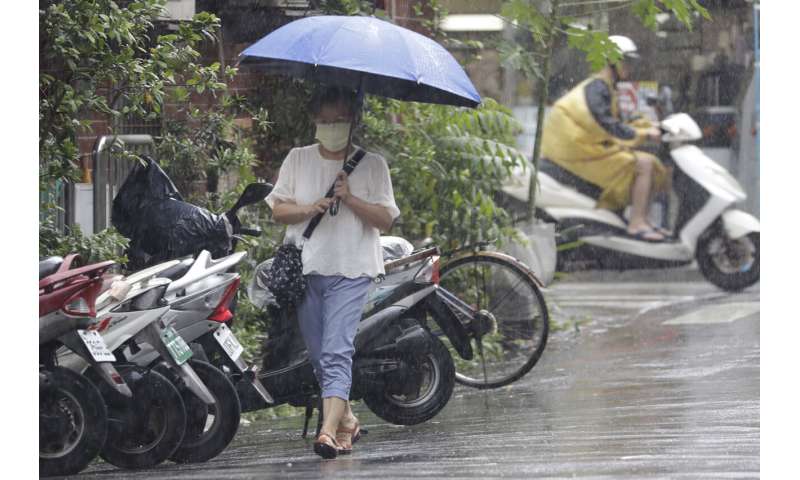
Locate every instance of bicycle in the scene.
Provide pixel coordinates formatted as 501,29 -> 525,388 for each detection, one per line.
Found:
425,242 -> 549,389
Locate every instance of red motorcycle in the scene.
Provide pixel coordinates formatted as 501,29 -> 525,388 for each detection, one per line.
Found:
39,254 -> 129,476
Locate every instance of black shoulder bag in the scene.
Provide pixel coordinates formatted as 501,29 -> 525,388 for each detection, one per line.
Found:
266,149 -> 367,307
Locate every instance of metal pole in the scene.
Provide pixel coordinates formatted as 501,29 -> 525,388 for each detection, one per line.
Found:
91,134 -> 155,233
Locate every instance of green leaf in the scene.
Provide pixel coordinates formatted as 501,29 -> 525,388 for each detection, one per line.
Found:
566,28 -> 622,71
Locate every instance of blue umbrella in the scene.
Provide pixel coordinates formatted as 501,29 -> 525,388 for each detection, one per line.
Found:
238,15 -> 481,108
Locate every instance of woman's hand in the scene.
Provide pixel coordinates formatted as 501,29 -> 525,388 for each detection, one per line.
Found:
646,127 -> 661,142
272,198 -> 333,225
333,172 -> 350,202
307,197 -> 335,216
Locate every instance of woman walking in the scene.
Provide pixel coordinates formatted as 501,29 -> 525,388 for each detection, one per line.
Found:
265,86 -> 400,459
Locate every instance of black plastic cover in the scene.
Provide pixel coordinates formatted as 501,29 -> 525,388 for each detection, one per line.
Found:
112,156 -> 232,268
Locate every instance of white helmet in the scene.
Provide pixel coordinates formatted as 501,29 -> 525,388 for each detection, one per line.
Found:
609,35 -> 640,60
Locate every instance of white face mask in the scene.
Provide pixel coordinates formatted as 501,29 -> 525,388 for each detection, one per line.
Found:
314,122 -> 351,152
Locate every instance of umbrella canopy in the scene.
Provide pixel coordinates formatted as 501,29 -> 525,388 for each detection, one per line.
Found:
238,15 -> 481,108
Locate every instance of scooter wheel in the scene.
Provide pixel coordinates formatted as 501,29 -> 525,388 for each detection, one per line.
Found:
39,367 -> 108,477
696,231 -> 759,292
99,366 -> 187,469
363,333 -> 455,425
169,360 -> 241,463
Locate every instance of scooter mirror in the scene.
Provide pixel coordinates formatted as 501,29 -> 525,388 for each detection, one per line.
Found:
236,183 -> 273,210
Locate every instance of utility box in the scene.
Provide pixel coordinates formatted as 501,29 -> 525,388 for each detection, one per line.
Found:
161,0 -> 196,21
72,183 -> 94,237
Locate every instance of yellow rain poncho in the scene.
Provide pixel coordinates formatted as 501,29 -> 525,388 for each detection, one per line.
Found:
541,75 -> 667,211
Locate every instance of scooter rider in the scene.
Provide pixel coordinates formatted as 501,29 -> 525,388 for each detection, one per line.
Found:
541,35 -> 669,241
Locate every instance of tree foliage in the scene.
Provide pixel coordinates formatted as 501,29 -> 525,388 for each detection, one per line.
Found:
156,94 -> 261,197
360,98 -> 527,248
39,217 -> 130,264
39,0 -> 256,259
501,0 -> 712,80
39,0 -> 223,189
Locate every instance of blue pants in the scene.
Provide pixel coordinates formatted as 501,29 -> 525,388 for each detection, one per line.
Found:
296,275 -> 372,400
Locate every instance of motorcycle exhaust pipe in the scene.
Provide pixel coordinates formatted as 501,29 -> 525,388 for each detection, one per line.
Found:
368,325 -> 433,356
394,326 -> 433,355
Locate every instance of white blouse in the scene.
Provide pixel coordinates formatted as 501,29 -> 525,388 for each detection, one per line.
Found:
265,144 -> 401,278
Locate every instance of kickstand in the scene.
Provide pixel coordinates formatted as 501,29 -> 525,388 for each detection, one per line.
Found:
314,397 -> 324,438
301,400 -> 314,439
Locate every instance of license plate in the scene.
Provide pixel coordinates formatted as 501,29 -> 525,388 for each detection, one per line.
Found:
161,326 -> 192,365
213,324 -> 244,361
77,329 -> 116,363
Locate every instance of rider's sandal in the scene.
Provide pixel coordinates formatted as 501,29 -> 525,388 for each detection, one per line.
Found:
313,432 -> 340,459
335,421 -> 361,455
648,223 -> 674,237
625,227 -> 666,243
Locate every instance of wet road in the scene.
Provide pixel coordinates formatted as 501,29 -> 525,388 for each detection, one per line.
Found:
75,269 -> 759,479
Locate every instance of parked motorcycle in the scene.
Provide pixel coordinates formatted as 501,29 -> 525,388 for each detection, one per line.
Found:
39,255 -> 126,476
109,162 -> 274,462
107,156 -> 492,432
525,108 -> 760,292
238,242 -> 460,432
124,249 -> 269,463
57,260 -> 217,469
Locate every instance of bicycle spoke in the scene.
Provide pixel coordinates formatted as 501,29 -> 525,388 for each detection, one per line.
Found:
487,276 -> 526,313
439,254 -> 549,389
476,337 -> 488,386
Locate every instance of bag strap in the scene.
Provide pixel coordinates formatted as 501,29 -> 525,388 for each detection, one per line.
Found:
302,148 -> 367,240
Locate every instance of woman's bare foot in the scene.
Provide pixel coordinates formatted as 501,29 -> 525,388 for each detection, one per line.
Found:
336,414 -> 360,454
313,431 -> 340,459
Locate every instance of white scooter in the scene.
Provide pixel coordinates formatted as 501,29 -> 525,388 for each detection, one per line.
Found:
124,249 -> 273,463
57,260 -> 217,469
504,110 -> 760,292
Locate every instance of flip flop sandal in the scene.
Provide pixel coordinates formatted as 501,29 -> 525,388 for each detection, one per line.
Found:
648,223 -> 674,237
625,228 -> 666,243
335,422 -> 361,455
313,432 -> 340,459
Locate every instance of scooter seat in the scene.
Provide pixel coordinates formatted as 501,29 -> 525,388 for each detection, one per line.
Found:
39,257 -> 63,280
539,159 -> 603,200
157,257 -> 195,280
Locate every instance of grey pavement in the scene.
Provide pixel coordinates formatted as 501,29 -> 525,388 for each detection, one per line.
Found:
74,270 -> 760,479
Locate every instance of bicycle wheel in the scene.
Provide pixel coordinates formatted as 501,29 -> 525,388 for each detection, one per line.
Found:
435,251 -> 549,389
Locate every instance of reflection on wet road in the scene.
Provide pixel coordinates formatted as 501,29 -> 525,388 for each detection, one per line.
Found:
76,273 -> 759,479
